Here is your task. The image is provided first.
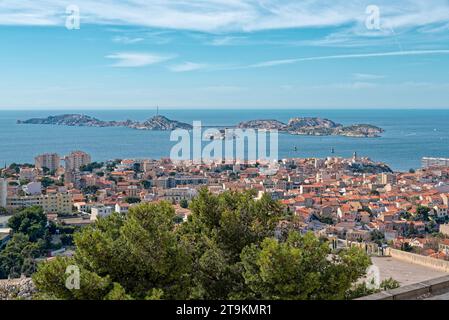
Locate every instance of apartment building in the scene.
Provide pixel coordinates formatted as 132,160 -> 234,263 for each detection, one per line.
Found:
155,176 -> 208,189
19,167 -> 39,181
159,187 -> 198,203
65,150 -> 91,171
35,153 -> 60,172
300,184 -> 325,195
6,192 -> 72,214
90,205 -> 113,221
115,203 -> 131,214
43,193 -> 73,215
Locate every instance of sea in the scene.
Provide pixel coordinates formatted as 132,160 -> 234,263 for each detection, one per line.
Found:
1,109 -> 448,172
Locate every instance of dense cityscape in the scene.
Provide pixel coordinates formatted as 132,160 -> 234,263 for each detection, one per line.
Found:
2,149 -> 449,299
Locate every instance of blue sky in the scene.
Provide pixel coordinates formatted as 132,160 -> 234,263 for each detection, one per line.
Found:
1,0 -> 449,109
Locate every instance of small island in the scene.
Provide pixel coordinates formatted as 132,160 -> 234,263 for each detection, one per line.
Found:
17,114 -> 383,137
237,117 -> 384,137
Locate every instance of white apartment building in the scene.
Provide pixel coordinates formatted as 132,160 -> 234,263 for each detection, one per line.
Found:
115,203 -> 131,214
159,187 -> 198,203
90,205 -> 113,221
73,202 -> 91,213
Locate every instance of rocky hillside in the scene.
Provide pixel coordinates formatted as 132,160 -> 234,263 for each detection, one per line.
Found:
288,117 -> 339,129
237,119 -> 288,130
334,124 -> 385,137
0,278 -> 36,300
140,115 -> 193,130
237,117 -> 384,137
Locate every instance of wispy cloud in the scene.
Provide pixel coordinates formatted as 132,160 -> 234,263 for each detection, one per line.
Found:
1,0 -> 449,33
105,52 -> 174,67
337,82 -> 378,89
112,36 -> 144,44
199,85 -> 246,93
248,50 -> 449,68
208,36 -> 247,46
168,62 -> 208,72
353,73 -> 386,80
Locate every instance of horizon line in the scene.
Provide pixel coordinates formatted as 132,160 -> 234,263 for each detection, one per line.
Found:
2,107 -> 449,111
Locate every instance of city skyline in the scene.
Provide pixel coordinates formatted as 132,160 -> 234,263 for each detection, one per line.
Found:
1,0 -> 449,109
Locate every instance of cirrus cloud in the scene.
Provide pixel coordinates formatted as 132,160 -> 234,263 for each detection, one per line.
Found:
105,52 -> 174,67
0,0 -> 448,33
168,62 -> 208,72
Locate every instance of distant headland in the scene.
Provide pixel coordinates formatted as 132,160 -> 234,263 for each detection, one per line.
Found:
17,114 -> 384,137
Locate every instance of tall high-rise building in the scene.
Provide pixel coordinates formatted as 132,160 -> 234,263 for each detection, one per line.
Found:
65,151 -> 91,172
0,178 -> 7,208
379,173 -> 397,185
35,153 -> 60,172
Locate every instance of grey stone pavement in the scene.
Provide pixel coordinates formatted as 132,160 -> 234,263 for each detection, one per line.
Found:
371,256 -> 448,287
426,292 -> 449,300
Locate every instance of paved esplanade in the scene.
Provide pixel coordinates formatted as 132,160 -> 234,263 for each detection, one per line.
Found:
371,256 -> 448,286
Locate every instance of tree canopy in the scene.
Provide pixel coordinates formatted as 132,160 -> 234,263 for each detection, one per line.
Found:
8,206 -> 47,242
32,189 -> 372,300
0,206 -> 49,278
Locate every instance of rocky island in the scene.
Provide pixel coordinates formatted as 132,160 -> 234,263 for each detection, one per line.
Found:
17,114 -> 193,131
237,117 -> 384,137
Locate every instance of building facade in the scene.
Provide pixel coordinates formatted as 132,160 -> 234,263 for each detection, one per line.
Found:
65,151 -> 91,172
6,192 -> 72,214
35,153 -> 60,172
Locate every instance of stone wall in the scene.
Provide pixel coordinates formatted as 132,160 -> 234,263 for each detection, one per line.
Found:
356,275 -> 449,300
389,248 -> 449,273
0,278 -> 36,300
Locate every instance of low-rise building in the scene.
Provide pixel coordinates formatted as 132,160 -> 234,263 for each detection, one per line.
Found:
115,202 -> 131,214
74,201 -> 91,213
159,187 -> 198,203
90,205 -> 113,221
432,205 -> 449,218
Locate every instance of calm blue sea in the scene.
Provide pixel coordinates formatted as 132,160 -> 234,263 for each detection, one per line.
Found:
1,109 -> 448,172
